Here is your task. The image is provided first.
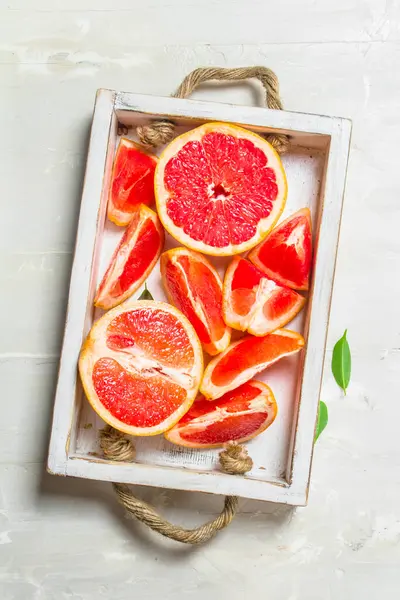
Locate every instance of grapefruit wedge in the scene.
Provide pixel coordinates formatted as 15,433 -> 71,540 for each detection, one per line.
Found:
165,381 -> 277,449
155,122 -> 287,256
108,138 -> 157,226
249,208 -> 312,290
79,301 -> 203,436
201,329 -> 305,399
223,257 -> 306,336
160,247 -> 231,355
95,205 -> 164,310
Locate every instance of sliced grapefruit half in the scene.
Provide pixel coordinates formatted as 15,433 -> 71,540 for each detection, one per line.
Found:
79,301 -> 203,436
155,122 -> 287,256
201,329 -> 305,400
249,208 -> 312,290
165,380 -> 277,449
95,205 -> 164,310
223,257 -> 306,336
160,247 -> 231,355
108,138 -> 158,226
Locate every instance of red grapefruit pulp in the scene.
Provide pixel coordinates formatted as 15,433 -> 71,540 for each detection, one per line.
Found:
108,138 -> 157,226
249,208 -> 312,290
223,258 -> 306,336
79,302 -> 203,436
155,123 -> 287,256
165,381 -> 277,448
161,248 -> 230,355
95,205 -> 164,310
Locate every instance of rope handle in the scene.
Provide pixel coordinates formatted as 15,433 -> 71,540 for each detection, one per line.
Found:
137,66 -> 289,154
100,426 -> 253,544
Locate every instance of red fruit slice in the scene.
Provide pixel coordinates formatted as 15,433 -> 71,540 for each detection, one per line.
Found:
108,138 -> 157,226
165,380 -> 277,449
95,205 -> 164,310
249,208 -> 312,290
79,301 -> 203,436
160,247 -> 231,355
155,122 -> 287,256
201,329 -> 304,399
223,257 -> 306,336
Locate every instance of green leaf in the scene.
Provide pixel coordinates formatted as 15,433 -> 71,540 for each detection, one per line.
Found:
138,283 -> 154,301
331,329 -> 351,394
314,401 -> 328,442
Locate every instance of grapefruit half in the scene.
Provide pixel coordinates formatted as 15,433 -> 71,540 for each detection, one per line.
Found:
108,138 -> 157,226
79,301 -> 203,436
165,380 -> 277,449
155,122 -> 287,256
160,247 -> 231,355
201,329 -> 305,400
249,208 -> 312,290
223,257 -> 306,336
95,205 -> 164,310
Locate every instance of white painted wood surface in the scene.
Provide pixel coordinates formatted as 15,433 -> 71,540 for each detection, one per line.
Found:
1,0 -> 400,597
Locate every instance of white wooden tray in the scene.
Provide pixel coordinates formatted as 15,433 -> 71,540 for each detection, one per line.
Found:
48,89 -> 351,505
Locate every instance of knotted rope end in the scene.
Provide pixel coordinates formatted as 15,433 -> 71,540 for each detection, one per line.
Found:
99,425 -> 136,463
219,442 -> 253,475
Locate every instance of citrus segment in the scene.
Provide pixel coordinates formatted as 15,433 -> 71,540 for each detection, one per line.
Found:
108,138 -> 157,226
79,301 -> 203,435
223,258 -> 306,336
249,208 -> 312,290
165,381 -> 277,448
155,123 -> 287,256
95,205 -> 164,310
160,247 -> 231,355
201,329 -> 304,399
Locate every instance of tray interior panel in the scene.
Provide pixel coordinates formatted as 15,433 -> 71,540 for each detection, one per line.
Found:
73,108 -> 328,486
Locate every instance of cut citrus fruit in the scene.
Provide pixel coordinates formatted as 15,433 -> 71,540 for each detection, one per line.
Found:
201,329 -> 305,399
95,205 -> 164,310
108,138 -> 157,226
160,247 -> 231,355
223,257 -> 306,336
249,208 -> 312,290
79,301 -> 203,436
165,380 -> 277,449
155,122 -> 287,256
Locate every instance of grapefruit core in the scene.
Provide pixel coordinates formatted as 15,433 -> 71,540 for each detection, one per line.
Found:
108,138 -> 157,227
249,208 -> 312,290
165,380 -> 277,449
200,329 -> 305,400
155,122 -> 287,256
160,247 -> 231,356
79,301 -> 203,436
223,257 -> 306,336
95,204 -> 164,310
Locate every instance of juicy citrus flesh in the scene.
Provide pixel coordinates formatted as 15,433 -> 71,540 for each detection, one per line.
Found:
165,381 -> 277,448
79,302 -> 203,435
155,123 -> 287,256
201,329 -> 304,399
249,208 -> 312,290
223,257 -> 306,336
95,205 -> 164,310
161,248 -> 230,355
108,138 -> 157,226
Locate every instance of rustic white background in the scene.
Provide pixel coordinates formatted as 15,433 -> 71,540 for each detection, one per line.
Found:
1,1 -> 399,598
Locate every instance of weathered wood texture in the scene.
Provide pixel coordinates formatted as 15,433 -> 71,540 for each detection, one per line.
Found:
1,0 -> 400,597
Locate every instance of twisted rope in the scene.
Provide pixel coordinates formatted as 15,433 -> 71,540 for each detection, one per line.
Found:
100,426 -> 253,544
137,66 -> 289,153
